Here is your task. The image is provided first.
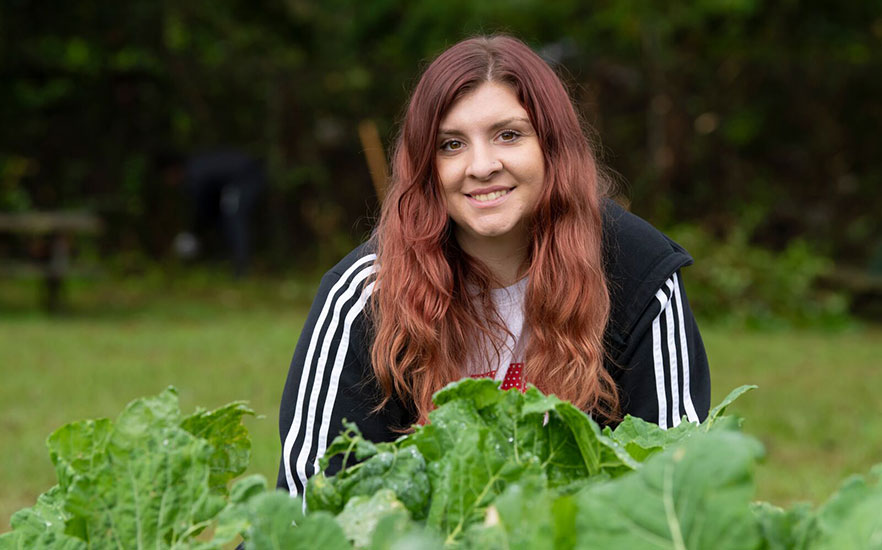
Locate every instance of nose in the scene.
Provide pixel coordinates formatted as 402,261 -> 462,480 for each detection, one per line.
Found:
465,144 -> 502,180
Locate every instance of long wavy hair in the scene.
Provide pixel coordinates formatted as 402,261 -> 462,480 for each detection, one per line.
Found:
370,35 -> 618,425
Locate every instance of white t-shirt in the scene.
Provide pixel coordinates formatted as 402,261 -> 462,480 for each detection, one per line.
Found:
465,277 -> 528,384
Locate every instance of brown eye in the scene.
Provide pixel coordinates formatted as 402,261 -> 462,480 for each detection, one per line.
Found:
441,140 -> 463,152
499,130 -> 520,142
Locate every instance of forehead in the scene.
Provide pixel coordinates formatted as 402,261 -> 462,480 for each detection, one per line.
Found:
439,82 -> 530,130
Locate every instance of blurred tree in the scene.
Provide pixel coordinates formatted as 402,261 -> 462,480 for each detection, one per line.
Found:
1,0 -> 879,273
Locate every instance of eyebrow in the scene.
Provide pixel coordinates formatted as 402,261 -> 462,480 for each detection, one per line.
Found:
438,116 -> 533,137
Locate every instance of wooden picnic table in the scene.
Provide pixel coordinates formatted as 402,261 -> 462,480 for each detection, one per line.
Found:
0,211 -> 102,312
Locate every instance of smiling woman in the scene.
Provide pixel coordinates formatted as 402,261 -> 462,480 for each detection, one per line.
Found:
277,35 -> 711,501
436,82 -> 545,283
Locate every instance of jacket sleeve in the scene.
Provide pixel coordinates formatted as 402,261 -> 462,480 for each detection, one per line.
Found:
612,270 -> 711,428
276,256 -> 388,498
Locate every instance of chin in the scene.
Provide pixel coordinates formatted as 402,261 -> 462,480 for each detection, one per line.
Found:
471,224 -> 516,239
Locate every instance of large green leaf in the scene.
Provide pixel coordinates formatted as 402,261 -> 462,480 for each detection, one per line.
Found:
0,530 -> 87,550
412,381 -> 536,542
608,384 -> 758,464
416,381 -> 635,484
705,385 -> 757,428
46,418 -> 113,492
0,487 -> 86,550
39,388 -> 230,549
62,392 -> 225,548
409,379 -> 637,544
308,432 -> 431,519
552,401 -> 637,476
2,388 -> 260,549
423,424 -> 543,544
181,401 -> 255,494
367,513 -> 444,550
432,378 -> 507,410
811,467 -> 882,550
203,475 -> 272,548
513,403 -> 594,487
461,477 -> 559,550
575,430 -> 764,550
335,489 -> 408,549
514,387 -> 636,478
608,414 -> 699,462
752,501 -> 817,550
240,491 -> 351,550
319,420 -> 390,471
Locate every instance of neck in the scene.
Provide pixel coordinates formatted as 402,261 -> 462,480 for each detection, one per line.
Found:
456,226 -> 529,287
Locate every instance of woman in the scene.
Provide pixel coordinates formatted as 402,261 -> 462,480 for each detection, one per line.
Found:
277,35 -> 710,499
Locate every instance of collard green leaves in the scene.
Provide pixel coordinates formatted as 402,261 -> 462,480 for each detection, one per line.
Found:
335,489 -> 409,549
306,421 -> 431,519
61,389 -> 234,548
707,385 -> 758,425
460,477 -> 560,550
752,501 -> 817,550
0,487 -> 87,550
811,468 -> 882,550
575,431 -> 764,550
1,387 -> 254,550
6,380 -> 882,550
235,489 -> 350,550
181,400 -> 255,494
312,379 -> 638,546
607,413 -> 700,462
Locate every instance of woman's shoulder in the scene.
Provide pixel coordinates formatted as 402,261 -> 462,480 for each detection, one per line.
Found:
307,242 -> 379,307
324,241 -> 378,280
601,198 -> 692,268
601,198 -> 693,341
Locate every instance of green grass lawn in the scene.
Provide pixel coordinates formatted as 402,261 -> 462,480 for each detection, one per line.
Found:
705,325 -> 882,505
1,274 -> 881,530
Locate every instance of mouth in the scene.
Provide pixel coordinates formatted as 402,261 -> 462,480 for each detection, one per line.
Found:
466,187 -> 514,203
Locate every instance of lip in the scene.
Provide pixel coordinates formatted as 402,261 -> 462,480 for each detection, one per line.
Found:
465,186 -> 514,208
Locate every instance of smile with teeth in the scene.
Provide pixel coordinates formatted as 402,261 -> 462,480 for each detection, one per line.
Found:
469,188 -> 512,202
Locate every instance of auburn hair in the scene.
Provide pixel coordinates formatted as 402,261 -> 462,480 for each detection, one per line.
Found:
369,35 -> 618,425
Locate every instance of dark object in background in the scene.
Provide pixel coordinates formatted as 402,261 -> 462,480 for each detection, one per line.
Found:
0,212 -> 102,313
172,149 -> 266,278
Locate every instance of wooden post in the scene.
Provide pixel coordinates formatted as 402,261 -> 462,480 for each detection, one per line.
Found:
357,119 -> 389,203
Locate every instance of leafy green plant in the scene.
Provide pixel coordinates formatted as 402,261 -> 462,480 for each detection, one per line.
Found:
0,387 -> 253,549
3,380 -> 882,549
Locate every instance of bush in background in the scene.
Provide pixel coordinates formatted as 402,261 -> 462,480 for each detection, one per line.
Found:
668,224 -> 851,328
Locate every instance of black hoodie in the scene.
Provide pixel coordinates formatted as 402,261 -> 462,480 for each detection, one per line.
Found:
276,199 -> 711,497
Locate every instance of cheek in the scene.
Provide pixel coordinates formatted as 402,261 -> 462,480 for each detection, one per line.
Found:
438,163 -> 465,194
530,148 -> 546,182
511,155 -> 545,187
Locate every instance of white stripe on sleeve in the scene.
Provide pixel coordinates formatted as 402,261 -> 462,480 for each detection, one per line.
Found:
673,273 -> 700,423
664,278 -> 681,427
313,280 -> 377,476
282,254 -> 376,496
294,262 -> 377,498
652,287 -> 669,430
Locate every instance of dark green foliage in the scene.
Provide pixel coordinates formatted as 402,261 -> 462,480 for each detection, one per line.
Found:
2,3 -> 879,272
667,224 -> 851,327
0,387 -> 253,549
307,422 -> 431,519
574,431 -> 764,549
181,400 -> 255,494
4,381 -> 882,549
753,502 -> 817,550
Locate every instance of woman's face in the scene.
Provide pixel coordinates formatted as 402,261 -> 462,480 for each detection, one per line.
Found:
435,81 -> 545,255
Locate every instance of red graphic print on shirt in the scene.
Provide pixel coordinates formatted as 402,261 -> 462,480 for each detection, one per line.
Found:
469,362 -> 525,391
